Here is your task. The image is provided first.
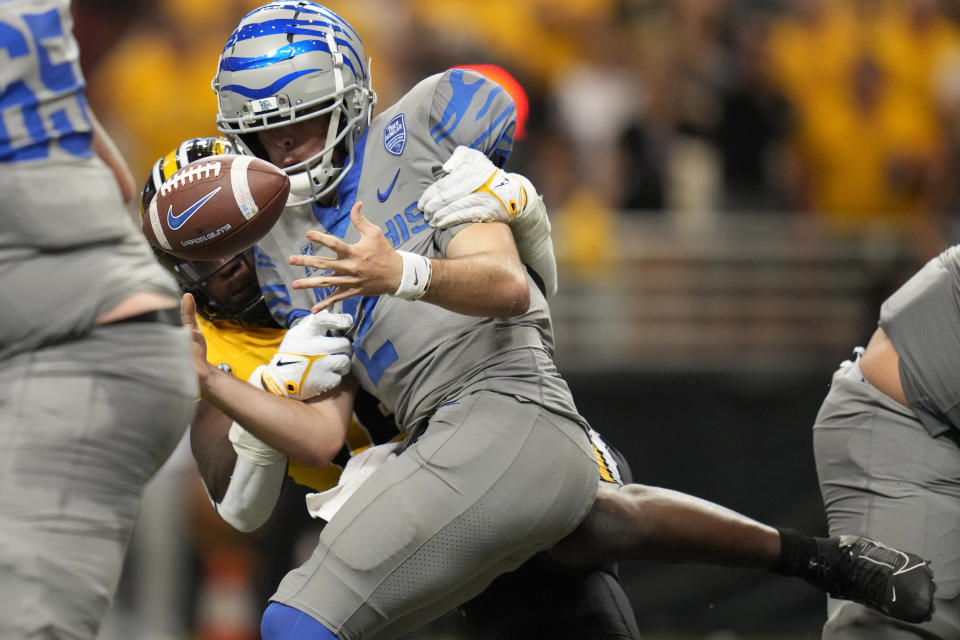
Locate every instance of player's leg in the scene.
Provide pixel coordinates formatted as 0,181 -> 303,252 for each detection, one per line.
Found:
459,436 -> 641,640
552,371 -> 936,624
264,390 -> 599,640
551,482 -> 781,569
459,552 -> 640,640
553,475 -> 936,625
814,360 -> 960,639
0,320 -> 196,639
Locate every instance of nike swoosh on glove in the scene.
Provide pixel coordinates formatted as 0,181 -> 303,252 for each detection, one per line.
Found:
260,311 -> 354,400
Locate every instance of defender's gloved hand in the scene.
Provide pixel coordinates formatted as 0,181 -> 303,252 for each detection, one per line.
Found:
260,311 -> 354,400
419,146 -> 532,225
418,146 -> 558,297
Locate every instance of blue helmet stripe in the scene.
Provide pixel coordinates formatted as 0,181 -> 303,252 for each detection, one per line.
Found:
220,38 -> 363,82
237,3 -> 329,27
220,40 -> 328,71
227,18 -> 351,48
312,5 -> 361,42
222,21 -> 365,81
220,69 -> 320,99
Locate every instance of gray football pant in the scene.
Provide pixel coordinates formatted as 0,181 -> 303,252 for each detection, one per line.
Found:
0,321 -> 197,640
272,390 -> 600,640
813,359 -> 960,639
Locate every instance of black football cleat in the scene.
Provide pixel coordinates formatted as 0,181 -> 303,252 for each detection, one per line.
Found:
808,536 -> 936,623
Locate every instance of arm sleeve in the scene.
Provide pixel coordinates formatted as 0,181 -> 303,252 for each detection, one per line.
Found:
213,452 -> 287,532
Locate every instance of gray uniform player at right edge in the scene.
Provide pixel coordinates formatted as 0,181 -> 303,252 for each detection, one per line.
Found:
814,245 -> 960,639
199,3 -> 938,639
0,1 -> 197,638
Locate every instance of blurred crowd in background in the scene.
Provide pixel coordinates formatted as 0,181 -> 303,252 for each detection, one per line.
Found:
69,0 -> 960,638
76,0 -> 960,266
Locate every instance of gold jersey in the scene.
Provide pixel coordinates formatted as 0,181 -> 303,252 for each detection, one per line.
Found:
199,316 -> 397,492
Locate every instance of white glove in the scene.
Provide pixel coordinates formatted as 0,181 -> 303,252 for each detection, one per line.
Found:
419,146 -> 531,225
418,146 -> 558,297
260,311 -> 354,400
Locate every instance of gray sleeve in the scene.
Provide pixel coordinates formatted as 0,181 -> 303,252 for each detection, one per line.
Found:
424,68 -> 521,253
426,68 -> 518,166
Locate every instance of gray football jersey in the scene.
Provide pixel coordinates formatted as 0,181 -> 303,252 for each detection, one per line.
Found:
0,0 -> 141,249
879,244 -> 960,438
255,68 -> 583,431
0,0 -> 178,356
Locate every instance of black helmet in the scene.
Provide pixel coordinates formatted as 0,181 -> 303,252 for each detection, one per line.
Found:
140,137 -> 277,328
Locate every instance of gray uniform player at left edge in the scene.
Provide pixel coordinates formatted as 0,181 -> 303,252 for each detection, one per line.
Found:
0,2 -> 197,638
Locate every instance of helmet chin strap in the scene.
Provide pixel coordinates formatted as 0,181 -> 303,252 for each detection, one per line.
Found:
319,29 -> 345,181
285,163 -> 343,206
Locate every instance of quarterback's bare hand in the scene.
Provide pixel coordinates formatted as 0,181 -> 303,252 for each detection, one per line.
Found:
289,202 -> 403,312
181,293 -> 213,383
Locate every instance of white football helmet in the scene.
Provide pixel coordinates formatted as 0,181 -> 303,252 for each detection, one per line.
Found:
213,2 -> 377,205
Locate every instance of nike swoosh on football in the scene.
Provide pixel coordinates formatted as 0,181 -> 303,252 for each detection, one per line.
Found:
377,168 -> 401,202
167,186 -> 223,230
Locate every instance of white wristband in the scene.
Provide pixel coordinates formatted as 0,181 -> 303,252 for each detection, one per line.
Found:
393,250 -> 432,300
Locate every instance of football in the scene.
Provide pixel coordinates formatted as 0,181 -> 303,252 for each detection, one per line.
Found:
142,154 -> 289,260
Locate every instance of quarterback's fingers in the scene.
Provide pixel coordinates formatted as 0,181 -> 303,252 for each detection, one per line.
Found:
304,229 -> 350,255
288,254 -> 335,272
181,293 -> 199,329
350,201 -> 378,237
291,274 -> 356,290
290,274 -> 334,290
311,287 -> 361,313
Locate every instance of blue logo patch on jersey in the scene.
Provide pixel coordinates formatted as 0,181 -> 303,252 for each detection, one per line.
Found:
384,113 -> 407,156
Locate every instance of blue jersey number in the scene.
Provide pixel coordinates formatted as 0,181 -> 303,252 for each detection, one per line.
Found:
336,202 -> 427,384
0,8 -> 92,161
342,296 -> 398,386
382,202 -> 429,248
